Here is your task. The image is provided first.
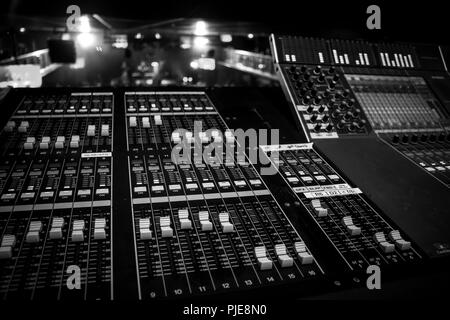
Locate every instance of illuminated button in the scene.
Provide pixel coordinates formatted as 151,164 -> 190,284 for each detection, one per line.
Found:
40,136 -> 50,149
275,244 -> 294,267
151,185 -> 164,192
160,216 -> 173,238
71,220 -> 85,242
219,212 -> 234,233
388,230 -> 411,251
49,217 -> 64,239
139,218 -> 152,240
249,179 -> 262,186
178,209 -> 192,230
199,211 -> 212,231
93,218 -> 107,240
373,232 -> 395,253
294,241 -> 314,264
341,216 -> 361,236
254,246 -> 273,270
26,221 -> 42,243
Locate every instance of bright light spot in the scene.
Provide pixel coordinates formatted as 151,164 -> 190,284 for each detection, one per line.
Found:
188,77 -> 193,82
220,34 -> 232,43
135,33 -> 143,39
258,63 -> 264,69
96,46 -> 103,52
19,27 -> 26,33
155,33 -> 161,39
247,33 -> 254,39
183,76 -> 188,83
62,33 -> 71,40
77,33 -> 95,48
79,16 -> 91,33
151,61 -> 159,67
193,36 -> 209,49
180,43 -> 191,49
190,60 -> 199,69
194,21 -> 207,36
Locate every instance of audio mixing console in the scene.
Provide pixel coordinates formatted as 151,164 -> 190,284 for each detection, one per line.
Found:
270,34 -> 450,260
1,36 -> 450,300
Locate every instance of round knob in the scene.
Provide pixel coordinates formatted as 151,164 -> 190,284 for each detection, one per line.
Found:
314,96 -> 322,105
307,80 -> 314,88
420,134 -> 428,142
402,135 -> 409,143
303,95 -> 311,105
310,114 -> 318,122
332,74 -> 340,82
303,72 -> 311,81
392,135 -> 400,143
411,134 -> 418,143
349,122 -> 358,131
352,108 -> 361,118
347,99 -> 355,107
430,134 -> 436,142
314,124 -> 322,132
329,80 -> 336,89
337,120 -> 346,129
306,106 -> 314,113
318,74 -> 326,83
438,132 -> 446,141
322,115 -> 330,122
300,66 -> 308,73
318,105 -> 325,113
289,66 -> 297,73
328,66 -> 335,74
344,111 -> 353,120
313,66 -> 322,74
326,123 -> 333,131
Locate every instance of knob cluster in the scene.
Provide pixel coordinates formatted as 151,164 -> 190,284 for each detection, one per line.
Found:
287,65 -> 368,135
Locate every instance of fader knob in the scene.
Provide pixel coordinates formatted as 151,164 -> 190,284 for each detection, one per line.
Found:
313,65 -> 322,74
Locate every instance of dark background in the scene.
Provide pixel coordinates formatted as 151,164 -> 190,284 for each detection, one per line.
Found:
2,0 -> 449,45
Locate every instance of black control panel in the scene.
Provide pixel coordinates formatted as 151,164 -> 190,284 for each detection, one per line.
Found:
270,34 -> 450,260
0,83 -> 448,300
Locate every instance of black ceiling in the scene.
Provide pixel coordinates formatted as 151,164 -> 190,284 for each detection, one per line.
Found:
2,0 -> 449,45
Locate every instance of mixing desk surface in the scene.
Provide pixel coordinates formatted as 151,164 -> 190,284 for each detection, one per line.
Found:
1,32 -> 450,301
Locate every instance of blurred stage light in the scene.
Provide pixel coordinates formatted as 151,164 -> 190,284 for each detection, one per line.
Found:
79,16 -> 91,33
220,34 -> 232,43
155,33 -> 161,39
135,33 -> 143,39
190,60 -> 199,69
77,33 -> 95,48
194,21 -> 207,36
62,33 -> 71,40
247,33 -> 254,39
19,27 -> 26,33
193,36 -> 209,49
